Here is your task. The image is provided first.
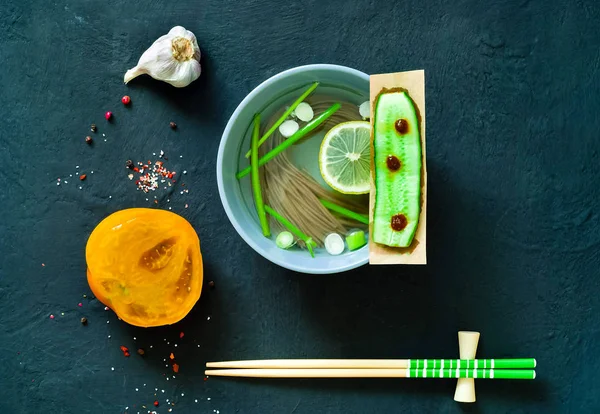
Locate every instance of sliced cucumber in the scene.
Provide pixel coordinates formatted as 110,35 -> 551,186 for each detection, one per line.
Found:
372,90 -> 422,247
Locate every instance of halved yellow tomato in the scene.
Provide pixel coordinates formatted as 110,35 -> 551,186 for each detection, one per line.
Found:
86,208 -> 203,327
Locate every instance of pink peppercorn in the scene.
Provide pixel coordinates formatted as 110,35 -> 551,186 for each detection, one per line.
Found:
121,95 -> 131,105
49,314 -> 54,319
105,111 -> 112,120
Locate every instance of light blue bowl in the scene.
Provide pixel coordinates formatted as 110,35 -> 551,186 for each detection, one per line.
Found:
216,64 -> 370,274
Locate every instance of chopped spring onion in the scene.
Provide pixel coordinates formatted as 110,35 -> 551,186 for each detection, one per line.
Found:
346,230 -> 367,251
279,120 -> 299,137
244,81 -> 319,158
324,233 -> 345,255
237,103 -> 341,179
358,101 -> 370,120
319,199 -> 369,225
294,102 -> 314,122
276,231 -> 295,249
264,205 -> 317,258
251,114 -> 270,237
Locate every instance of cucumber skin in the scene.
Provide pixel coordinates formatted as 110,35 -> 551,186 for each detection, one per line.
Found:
372,90 -> 422,248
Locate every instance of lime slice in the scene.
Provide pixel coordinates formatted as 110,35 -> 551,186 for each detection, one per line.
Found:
319,121 -> 371,194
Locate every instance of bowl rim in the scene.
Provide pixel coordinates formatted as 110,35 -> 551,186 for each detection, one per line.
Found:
216,64 -> 370,274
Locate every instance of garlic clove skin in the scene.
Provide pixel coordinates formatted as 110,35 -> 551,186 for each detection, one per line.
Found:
124,26 -> 201,88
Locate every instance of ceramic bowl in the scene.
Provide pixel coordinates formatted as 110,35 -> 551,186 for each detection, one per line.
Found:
216,64 -> 369,274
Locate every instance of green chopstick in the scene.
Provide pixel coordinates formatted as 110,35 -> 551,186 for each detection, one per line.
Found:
407,358 -> 536,370
319,199 -> 369,225
244,82 -> 319,158
264,205 -> 316,258
237,103 -> 342,179
250,114 -> 270,237
406,369 -> 535,380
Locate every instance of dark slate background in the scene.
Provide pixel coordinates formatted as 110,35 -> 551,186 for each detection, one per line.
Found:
1,0 -> 599,413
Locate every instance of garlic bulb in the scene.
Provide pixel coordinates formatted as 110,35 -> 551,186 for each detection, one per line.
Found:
124,26 -> 201,88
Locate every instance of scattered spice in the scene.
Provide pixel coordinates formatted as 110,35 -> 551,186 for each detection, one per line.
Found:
49,314 -> 54,319
120,346 -> 130,357
125,160 -> 134,169
90,124 -> 97,132
121,95 -> 131,105
154,401 -> 159,407
172,363 -> 179,373
137,348 -> 145,356
130,159 -> 177,193
79,175 -> 86,181
81,317 -> 88,325
179,332 -> 184,339
105,111 -> 112,120
77,302 -> 83,307
169,121 -> 177,129
169,353 -> 175,360
209,280 -> 215,289
85,136 -> 93,144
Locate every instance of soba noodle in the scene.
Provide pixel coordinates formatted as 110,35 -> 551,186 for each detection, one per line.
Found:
259,97 -> 368,247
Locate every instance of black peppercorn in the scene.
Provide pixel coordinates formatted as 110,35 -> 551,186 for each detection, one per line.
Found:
126,160 -> 134,169
169,121 -> 177,129
81,317 -> 88,325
